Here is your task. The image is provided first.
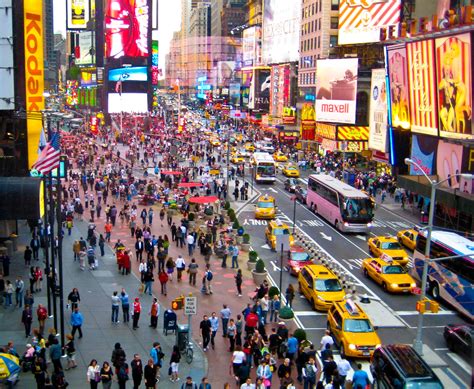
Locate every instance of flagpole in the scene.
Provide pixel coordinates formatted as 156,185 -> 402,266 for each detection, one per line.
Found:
42,113 -> 52,316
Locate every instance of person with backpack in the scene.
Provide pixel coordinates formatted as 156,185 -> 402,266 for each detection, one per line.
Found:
87,246 -> 96,271
117,361 -> 129,389
203,264 -> 213,295
180,376 -> 198,389
21,304 -> 33,337
302,357 -> 319,389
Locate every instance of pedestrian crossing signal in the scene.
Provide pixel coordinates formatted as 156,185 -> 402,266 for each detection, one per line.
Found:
172,296 -> 184,310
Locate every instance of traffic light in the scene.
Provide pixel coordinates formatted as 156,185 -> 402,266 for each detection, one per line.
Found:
171,296 -> 184,310
416,300 -> 426,314
429,300 -> 440,313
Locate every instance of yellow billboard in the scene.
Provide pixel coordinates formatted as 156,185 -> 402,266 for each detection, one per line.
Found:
24,0 -> 45,168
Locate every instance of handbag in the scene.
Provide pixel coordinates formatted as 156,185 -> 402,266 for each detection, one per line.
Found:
94,371 -> 101,382
168,366 -> 172,376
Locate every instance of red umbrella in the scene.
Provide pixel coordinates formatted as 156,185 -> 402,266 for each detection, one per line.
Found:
178,182 -> 203,188
160,170 -> 183,175
188,196 -> 219,204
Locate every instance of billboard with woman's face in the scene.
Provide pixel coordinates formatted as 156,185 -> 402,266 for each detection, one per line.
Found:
387,44 -> 410,130
435,33 -> 473,140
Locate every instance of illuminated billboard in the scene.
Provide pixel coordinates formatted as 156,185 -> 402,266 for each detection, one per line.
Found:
24,0 -> 45,168
435,33 -> 473,140
387,44 -> 410,129
316,58 -> 358,124
105,0 -> 149,59
0,0 -> 14,110
108,66 -> 148,82
242,26 -> 262,67
270,64 -> 291,118
75,31 -> 94,65
249,68 -> 271,111
369,69 -> 388,152
262,0 -> 301,65
338,0 -> 401,45
217,61 -> 236,87
407,39 -> 437,136
108,93 -> 148,113
437,140 -> 464,189
67,0 -> 90,30
151,40 -> 159,85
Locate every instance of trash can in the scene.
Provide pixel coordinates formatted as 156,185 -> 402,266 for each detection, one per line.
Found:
176,324 -> 189,352
4,240 -> 13,257
10,234 -> 18,252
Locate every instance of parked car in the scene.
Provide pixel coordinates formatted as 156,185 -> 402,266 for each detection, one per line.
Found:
443,324 -> 472,359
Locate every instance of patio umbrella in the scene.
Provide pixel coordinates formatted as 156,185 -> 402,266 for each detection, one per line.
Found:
0,353 -> 20,380
188,196 -> 219,204
178,182 -> 203,188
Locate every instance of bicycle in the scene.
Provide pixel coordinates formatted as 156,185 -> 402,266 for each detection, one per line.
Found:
179,332 -> 194,364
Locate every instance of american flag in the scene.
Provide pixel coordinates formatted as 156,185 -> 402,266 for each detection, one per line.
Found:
32,132 -> 61,174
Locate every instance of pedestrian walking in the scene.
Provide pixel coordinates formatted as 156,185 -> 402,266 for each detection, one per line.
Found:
120,289 -> 130,323
100,361 -> 113,389
158,270 -> 169,296
133,297 -> 141,329
36,303 -> 48,335
99,234 -> 105,257
209,312 -> 219,350
235,269 -> 243,297
143,269 -> 154,295
270,295 -> 281,323
64,334 -> 77,370
175,255 -> 186,282
149,298 -> 160,328
67,287 -> 81,311
302,357 -> 318,389
166,257 -> 175,281
15,276 -> 25,307
220,304 -> 231,337
24,246 -> 32,267
21,304 -> 33,337
144,358 -> 158,388
131,354 -> 143,389
71,307 -> 84,339
285,284 -> 295,308
169,345 -> 181,383
203,264 -> 213,295
188,258 -> 199,286
199,315 -> 212,351
49,338 -> 63,373
227,318 -> 237,352
111,291 -> 120,324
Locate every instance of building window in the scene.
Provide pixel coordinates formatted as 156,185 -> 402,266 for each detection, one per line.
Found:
331,0 -> 339,11
330,35 -> 338,47
330,17 -> 338,29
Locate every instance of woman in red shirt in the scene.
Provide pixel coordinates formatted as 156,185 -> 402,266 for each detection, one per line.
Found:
133,297 -> 141,330
121,251 -> 131,275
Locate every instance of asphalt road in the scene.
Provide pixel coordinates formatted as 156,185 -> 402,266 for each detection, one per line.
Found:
235,167 -> 471,387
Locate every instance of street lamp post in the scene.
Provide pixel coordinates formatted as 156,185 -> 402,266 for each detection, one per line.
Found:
404,158 -> 472,355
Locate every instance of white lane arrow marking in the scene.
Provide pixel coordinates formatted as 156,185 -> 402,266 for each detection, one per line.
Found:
270,261 -> 281,272
265,187 -> 278,193
261,244 -> 271,250
320,232 -> 333,241
355,235 -> 366,241
297,221 -> 304,227
343,259 -> 356,270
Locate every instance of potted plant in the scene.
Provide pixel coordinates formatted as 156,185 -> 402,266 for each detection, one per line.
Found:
293,328 -> 307,344
224,201 -> 231,210
169,202 -> 178,215
268,286 -> 280,300
241,233 -> 251,252
252,259 -> 268,285
232,220 -> 240,234
187,212 -> 195,228
247,250 -> 258,271
278,306 -> 294,321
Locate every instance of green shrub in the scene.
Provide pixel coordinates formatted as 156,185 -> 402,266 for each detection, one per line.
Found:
248,251 -> 258,262
294,328 -> 307,343
227,208 -> 235,218
232,220 -> 240,230
278,306 -> 294,320
268,286 -> 280,299
255,259 -> 266,273
242,233 -> 250,244
224,201 -> 231,210
188,212 -> 195,221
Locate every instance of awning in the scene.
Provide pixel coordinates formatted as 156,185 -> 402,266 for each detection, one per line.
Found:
161,170 -> 183,175
188,196 -> 219,204
178,182 -> 203,188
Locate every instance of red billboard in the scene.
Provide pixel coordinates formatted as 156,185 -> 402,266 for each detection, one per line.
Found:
407,39 -> 437,136
105,0 -> 149,59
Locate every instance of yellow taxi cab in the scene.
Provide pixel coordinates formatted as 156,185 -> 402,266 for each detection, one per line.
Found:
265,220 -> 294,251
244,143 -> 255,152
273,152 -> 288,162
233,133 -> 243,142
282,164 -> 300,178
397,229 -> 418,251
298,264 -> 345,311
255,194 -> 276,219
367,236 -> 409,266
362,257 -> 416,293
210,138 -> 221,147
230,154 -> 245,164
327,299 -> 382,358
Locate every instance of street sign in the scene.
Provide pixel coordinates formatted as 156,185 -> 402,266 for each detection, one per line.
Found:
184,296 -> 197,315
411,287 -> 422,295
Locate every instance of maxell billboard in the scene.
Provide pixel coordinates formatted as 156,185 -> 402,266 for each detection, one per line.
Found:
24,0 -> 45,168
316,58 -> 358,124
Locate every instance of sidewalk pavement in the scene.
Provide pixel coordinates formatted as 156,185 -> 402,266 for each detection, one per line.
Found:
373,191 -> 422,227
1,219 -> 206,388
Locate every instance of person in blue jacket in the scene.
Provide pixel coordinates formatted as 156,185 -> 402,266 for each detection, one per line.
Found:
71,307 -> 84,339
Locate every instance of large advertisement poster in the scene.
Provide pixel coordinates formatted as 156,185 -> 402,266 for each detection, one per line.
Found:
369,69 -> 388,152
262,0 -> 301,65
435,33 -> 473,140
387,45 -> 410,129
217,61 -> 236,87
407,40 -> 438,136
24,0 -> 45,169
108,93 -> 148,113
105,0 -> 149,59
75,31 -> 94,65
410,134 -> 437,175
269,64 -> 290,118
229,83 -> 241,106
67,0 -> 90,30
242,26 -> 261,67
252,68 -> 271,112
338,0 -> 401,45
437,140 -> 464,189
316,58 -> 358,124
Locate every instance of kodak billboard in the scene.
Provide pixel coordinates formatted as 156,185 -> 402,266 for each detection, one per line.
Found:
24,0 -> 45,168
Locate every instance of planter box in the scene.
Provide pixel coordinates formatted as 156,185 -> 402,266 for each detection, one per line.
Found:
252,269 -> 268,286
240,243 -> 250,252
247,260 -> 256,271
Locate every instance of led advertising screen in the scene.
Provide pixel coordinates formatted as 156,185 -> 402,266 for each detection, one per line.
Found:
80,69 -> 97,86
217,61 -> 236,87
407,39 -> 437,136
242,26 -> 262,67
151,40 -> 159,85
435,33 -> 473,140
108,66 -> 148,82
0,0 -> 14,110
338,0 -> 401,45
108,93 -> 148,113
262,0 -> 301,65
269,64 -> 290,118
387,44 -> 410,129
249,68 -> 271,111
75,31 -> 94,65
105,0 -> 149,59
437,139 -> 464,189
229,83 -> 241,106
369,69 -> 388,152
409,134 -> 437,176
316,58 -> 358,124
67,0 -> 90,30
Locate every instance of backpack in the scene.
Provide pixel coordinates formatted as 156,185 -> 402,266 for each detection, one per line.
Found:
206,271 -> 213,281
118,365 -> 129,381
305,364 -> 316,379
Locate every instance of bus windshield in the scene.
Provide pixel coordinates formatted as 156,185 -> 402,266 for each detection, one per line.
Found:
256,164 -> 275,176
341,198 -> 374,222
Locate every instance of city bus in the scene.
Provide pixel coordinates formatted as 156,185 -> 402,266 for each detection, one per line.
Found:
306,174 -> 374,233
412,230 -> 474,321
251,152 -> 276,184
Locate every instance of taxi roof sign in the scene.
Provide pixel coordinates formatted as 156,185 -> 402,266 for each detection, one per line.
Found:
345,299 -> 359,316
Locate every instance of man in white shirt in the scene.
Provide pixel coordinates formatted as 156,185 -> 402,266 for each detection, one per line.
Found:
175,255 -> 186,282
320,330 -> 334,350
337,356 -> 352,384
240,378 -> 255,389
186,233 -> 195,256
